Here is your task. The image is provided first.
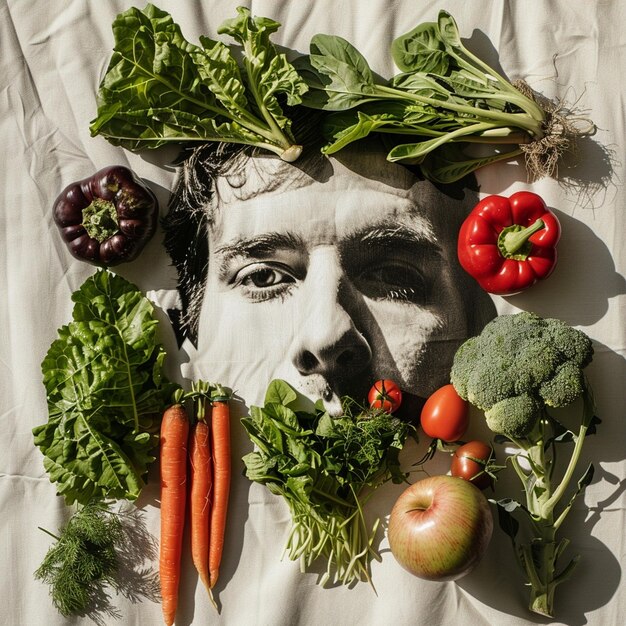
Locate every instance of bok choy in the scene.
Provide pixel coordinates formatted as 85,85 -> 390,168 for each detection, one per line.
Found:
295,11 -> 595,182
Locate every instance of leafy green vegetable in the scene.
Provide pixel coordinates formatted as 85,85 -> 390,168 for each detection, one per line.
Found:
35,502 -> 124,617
33,270 -> 176,505
242,380 -> 413,587
90,4 -> 307,161
296,10 -> 595,182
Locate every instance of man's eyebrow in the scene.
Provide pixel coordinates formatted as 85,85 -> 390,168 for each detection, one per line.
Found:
346,223 -> 442,252
214,232 -> 305,265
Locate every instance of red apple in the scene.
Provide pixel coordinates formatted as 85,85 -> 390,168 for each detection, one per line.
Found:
388,474 -> 493,581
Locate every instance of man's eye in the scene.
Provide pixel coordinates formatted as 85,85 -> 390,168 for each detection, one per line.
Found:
356,263 -> 428,303
234,263 -> 297,301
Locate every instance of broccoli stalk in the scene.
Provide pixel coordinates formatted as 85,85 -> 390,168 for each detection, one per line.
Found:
507,381 -> 595,616
450,312 -> 598,618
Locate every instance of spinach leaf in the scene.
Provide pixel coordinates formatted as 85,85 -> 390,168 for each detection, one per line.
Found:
295,34 -> 382,110
391,21 -> 449,74
33,270 -> 176,505
90,4 -> 307,161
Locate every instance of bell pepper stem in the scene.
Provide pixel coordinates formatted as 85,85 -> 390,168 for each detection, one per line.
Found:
498,218 -> 545,259
82,197 -> 119,242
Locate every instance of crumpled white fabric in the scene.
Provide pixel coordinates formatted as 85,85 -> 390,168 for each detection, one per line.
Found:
1,1 -> 624,625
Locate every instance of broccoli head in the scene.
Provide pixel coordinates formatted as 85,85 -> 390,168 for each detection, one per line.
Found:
450,312 -> 594,439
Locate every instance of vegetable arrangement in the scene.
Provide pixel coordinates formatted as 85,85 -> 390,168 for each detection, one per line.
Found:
295,11 -> 596,182
89,4 -> 594,184
242,380 -> 413,587
90,4 -> 306,161
450,312 -> 598,617
32,270 -> 176,616
52,165 -> 159,266
30,3 -> 606,622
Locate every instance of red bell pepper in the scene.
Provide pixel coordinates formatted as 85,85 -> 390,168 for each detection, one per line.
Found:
457,191 -> 560,295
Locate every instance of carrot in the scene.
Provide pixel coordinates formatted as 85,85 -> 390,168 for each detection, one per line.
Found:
188,403 -> 215,605
208,394 -> 231,589
159,404 -> 190,626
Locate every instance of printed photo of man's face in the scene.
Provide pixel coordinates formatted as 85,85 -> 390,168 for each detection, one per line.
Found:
164,139 -> 495,413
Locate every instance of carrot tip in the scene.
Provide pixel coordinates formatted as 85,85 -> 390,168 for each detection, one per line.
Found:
208,587 -> 219,612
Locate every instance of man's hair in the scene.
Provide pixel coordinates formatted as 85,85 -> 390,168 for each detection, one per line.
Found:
163,125 -> 479,345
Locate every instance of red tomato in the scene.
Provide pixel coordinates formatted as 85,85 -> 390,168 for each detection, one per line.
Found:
451,440 -> 495,490
368,379 -> 403,413
420,384 -> 469,442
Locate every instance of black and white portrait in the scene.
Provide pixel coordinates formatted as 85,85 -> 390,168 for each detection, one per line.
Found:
163,128 -> 496,412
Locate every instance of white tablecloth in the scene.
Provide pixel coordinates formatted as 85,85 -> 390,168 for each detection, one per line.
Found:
1,1 -> 624,624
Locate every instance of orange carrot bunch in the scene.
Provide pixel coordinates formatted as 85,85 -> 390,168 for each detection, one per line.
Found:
159,383 -> 231,625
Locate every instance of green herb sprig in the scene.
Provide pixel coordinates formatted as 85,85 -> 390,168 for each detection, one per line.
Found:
242,380 -> 414,588
35,503 -> 123,617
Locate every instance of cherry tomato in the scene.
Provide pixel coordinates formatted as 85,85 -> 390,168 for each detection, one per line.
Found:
451,440 -> 495,490
368,379 -> 403,413
420,384 -> 469,442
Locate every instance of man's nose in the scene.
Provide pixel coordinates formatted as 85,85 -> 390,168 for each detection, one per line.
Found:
289,247 -> 372,379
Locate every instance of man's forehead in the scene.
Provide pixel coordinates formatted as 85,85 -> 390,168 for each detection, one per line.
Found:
213,149 -> 417,205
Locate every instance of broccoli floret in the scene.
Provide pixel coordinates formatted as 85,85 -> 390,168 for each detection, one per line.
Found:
485,394 -> 543,438
450,312 -> 594,440
539,361 -> 586,406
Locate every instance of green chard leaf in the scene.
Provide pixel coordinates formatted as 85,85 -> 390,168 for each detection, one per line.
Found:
33,270 -> 176,505
90,4 -> 306,160
217,7 -> 307,118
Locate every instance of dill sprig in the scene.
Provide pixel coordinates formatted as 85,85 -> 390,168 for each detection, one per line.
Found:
35,502 -> 123,616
